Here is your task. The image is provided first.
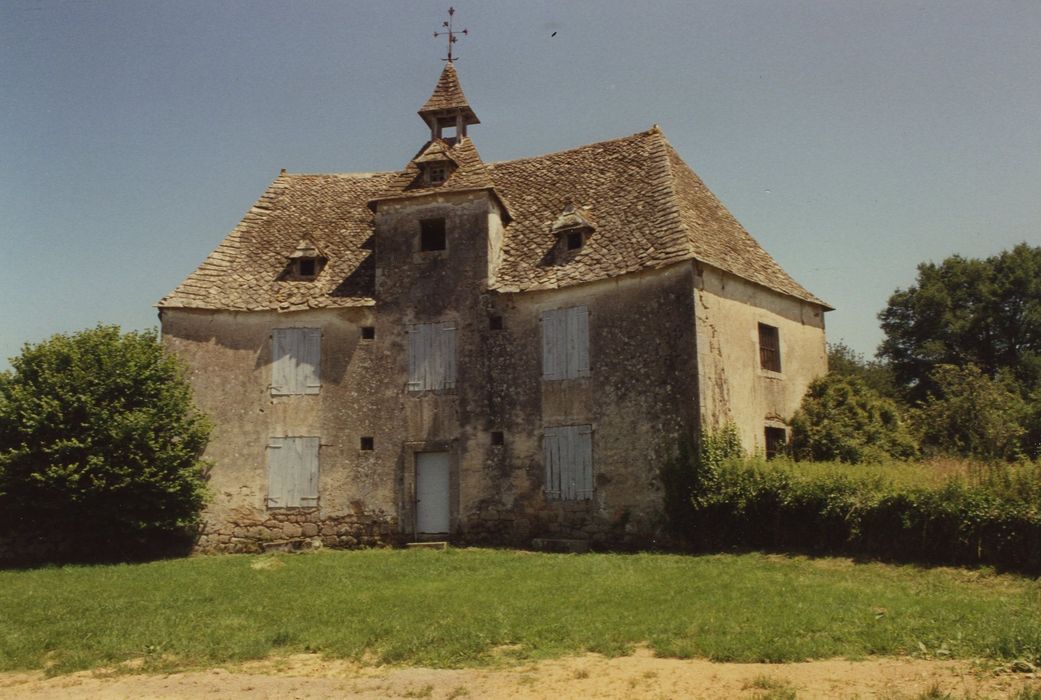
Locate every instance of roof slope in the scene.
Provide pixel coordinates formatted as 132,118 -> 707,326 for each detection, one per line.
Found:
160,128 -> 828,311
159,172 -> 395,311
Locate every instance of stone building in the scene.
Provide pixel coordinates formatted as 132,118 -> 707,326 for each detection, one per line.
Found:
159,62 -> 830,552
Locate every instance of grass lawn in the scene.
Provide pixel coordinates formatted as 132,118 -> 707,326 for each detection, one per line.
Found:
1,549 -> 1039,675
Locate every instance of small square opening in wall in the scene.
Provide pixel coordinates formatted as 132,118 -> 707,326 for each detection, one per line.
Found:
360,436 -> 374,451
566,231 -> 584,250
489,315 -> 503,330
420,218 -> 447,252
361,326 -> 375,340
491,431 -> 504,446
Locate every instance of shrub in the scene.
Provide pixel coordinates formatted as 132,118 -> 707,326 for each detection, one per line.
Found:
667,457 -> 1041,574
790,374 -> 918,463
0,326 -> 210,561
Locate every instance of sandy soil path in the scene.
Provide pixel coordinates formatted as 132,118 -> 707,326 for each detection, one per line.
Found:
1,650 -> 1037,699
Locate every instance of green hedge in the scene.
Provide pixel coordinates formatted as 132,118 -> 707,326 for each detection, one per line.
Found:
667,458 -> 1041,574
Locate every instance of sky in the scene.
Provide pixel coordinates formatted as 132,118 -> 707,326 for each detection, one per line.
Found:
2,0 -> 1040,369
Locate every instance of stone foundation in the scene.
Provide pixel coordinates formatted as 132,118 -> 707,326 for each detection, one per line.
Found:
195,508 -> 399,554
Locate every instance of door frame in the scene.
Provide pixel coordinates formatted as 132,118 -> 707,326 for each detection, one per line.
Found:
401,440 -> 458,540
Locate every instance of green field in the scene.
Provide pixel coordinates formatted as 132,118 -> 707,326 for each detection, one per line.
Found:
2,548 -> 1039,676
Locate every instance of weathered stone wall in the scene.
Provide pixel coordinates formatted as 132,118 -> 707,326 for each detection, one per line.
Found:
162,193 -> 823,554
457,263 -> 700,547
693,262 -> 828,452
162,306 -> 403,552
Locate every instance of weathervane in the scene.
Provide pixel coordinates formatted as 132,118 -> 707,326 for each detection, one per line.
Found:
434,7 -> 468,62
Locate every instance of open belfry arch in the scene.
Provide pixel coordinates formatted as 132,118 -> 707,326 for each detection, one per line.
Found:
159,9 -> 829,553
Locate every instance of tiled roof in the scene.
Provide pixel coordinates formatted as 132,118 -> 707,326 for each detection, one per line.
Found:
159,128 -> 829,311
159,172 -> 394,312
418,62 -> 479,123
371,137 -> 498,206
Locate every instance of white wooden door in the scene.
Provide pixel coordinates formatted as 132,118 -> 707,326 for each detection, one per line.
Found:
416,451 -> 451,534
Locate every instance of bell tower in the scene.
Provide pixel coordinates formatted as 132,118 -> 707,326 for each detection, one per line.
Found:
417,62 -> 480,146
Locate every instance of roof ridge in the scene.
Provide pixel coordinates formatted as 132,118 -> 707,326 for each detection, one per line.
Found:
486,128 -> 659,168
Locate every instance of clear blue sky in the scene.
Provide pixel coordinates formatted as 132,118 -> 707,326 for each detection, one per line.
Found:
2,1 -> 1039,368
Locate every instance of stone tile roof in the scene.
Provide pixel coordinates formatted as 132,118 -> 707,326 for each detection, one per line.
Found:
371,137 -> 498,206
418,62 -> 479,124
160,128 -> 828,311
159,172 -> 394,312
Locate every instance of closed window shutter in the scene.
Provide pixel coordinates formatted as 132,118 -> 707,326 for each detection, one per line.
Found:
574,425 -> 594,499
567,306 -> 590,378
440,322 -> 456,389
301,329 -> 321,394
268,436 -> 319,508
272,328 -> 321,395
271,331 -> 292,394
543,427 -> 562,499
409,322 -> 456,391
541,309 -> 566,380
544,425 -> 593,501
296,436 -> 320,505
407,325 -> 422,390
266,437 -> 287,507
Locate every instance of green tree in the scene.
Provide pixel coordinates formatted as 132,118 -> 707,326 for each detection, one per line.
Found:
912,363 -> 1026,461
790,374 -> 918,463
827,341 -> 899,399
878,243 -> 1041,402
0,326 -> 210,559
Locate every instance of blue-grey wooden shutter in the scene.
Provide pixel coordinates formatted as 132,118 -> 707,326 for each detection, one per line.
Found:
266,437 -> 287,507
573,425 -> 593,499
272,328 -> 321,395
543,427 -> 562,499
407,324 -> 422,391
567,306 -> 590,378
292,436 -> 320,506
541,309 -> 566,380
439,322 -> 456,389
409,322 -> 455,391
271,331 -> 293,394
301,329 -> 321,395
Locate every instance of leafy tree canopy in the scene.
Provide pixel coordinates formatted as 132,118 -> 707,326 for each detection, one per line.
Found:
878,243 -> 1041,402
827,341 -> 899,400
912,363 -> 1027,461
0,326 -> 210,559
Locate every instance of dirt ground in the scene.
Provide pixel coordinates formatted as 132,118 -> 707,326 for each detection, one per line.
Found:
1,650 -> 1038,699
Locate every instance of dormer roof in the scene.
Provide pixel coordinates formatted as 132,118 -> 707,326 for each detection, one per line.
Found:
551,202 -> 597,233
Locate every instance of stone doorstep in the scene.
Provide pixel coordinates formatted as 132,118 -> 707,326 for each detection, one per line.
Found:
530,537 -> 590,554
405,541 -> 449,550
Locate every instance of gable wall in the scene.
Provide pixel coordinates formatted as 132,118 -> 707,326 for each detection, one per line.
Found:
692,263 -> 827,453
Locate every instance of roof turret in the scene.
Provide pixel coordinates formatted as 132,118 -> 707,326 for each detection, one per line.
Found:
418,62 -> 479,141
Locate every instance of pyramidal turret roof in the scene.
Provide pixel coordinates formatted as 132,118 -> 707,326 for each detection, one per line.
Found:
418,62 -> 479,125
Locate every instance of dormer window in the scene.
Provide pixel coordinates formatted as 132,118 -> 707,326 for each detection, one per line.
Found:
285,239 -> 326,281
551,200 -> 596,261
427,162 -> 449,186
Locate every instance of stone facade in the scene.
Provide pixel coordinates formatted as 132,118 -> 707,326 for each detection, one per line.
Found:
159,62 -> 829,553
